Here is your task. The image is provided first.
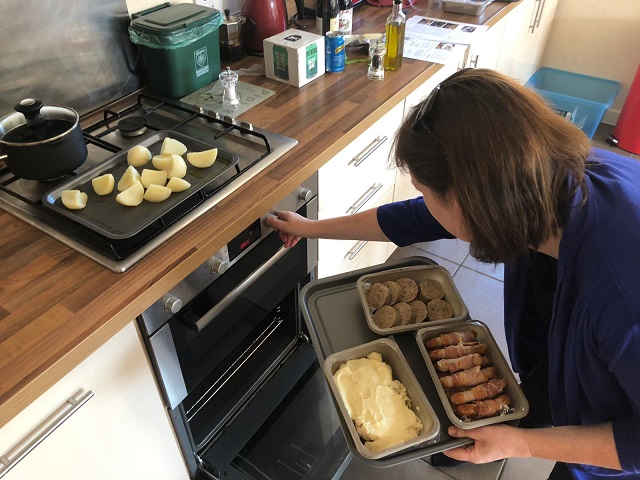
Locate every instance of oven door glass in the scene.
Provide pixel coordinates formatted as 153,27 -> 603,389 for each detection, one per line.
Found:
199,343 -> 350,480
170,229 -> 310,450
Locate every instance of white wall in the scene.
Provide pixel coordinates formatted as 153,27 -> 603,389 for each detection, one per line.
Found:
541,0 -> 640,124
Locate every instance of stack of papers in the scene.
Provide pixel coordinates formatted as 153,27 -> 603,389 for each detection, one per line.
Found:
403,16 -> 489,65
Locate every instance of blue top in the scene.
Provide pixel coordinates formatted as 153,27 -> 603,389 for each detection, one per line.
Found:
377,148 -> 640,479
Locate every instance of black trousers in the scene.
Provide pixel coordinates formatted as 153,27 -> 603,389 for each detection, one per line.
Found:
518,363 -> 575,480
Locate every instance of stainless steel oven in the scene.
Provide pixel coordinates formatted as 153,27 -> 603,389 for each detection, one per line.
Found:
138,172 -> 351,480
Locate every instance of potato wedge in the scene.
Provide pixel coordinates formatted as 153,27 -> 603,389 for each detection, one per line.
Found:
160,137 -> 187,156
166,177 -> 191,192
141,169 -> 168,189
91,173 -> 115,196
166,154 -> 187,179
143,184 -> 172,203
186,148 -> 218,168
127,145 -> 152,167
61,190 -> 88,210
152,154 -> 172,171
116,180 -> 144,206
117,165 -> 141,191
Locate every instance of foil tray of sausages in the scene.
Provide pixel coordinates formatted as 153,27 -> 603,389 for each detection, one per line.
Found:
323,338 -> 440,460
416,320 -> 529,429
356,265 -> 469,335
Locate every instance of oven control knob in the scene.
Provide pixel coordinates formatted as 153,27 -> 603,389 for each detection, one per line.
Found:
163,295 -> 183,314
209,257 -> 228,274
298,188 -> 313,202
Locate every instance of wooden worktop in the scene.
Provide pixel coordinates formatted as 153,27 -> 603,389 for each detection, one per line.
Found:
0,2 -> 515,428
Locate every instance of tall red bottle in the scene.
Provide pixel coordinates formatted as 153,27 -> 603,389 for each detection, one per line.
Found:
612,63 -> 640,154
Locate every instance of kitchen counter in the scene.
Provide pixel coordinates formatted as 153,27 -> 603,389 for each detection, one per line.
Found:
0,2 -> 515,428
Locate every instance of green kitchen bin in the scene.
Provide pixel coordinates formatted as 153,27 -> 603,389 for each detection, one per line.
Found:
129,3 -> 222,98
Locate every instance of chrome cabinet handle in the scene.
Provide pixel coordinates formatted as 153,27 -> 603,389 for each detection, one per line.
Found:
346,240 -> 368,261
535,0 -> 546,28
469,54 -> 479,68
529,0 -> 542,33
346,183 -> 383,215
349,136 -> 388,167
0,390 -> 94,478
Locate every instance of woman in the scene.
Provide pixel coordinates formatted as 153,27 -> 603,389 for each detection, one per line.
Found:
265,68 -> 640,480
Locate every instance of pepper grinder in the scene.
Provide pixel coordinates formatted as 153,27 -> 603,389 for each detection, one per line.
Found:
367,40 -> 386,81
219,66 -> 241,109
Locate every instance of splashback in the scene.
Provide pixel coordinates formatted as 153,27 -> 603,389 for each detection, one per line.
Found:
0,0 -> 142,117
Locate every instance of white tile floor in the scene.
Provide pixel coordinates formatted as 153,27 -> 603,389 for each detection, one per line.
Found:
340,124 -> 635,480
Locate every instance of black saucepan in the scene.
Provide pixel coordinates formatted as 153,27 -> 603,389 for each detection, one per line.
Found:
0,98 -> 87,181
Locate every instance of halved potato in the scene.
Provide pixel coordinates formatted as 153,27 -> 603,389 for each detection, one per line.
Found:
61,190 -> 88,210
186,148 -> 218,168
166,177 -> 191,192
152,154 -> 172,171
116,180 -> 144,206
166,154 -> 187,179
127,145 -> 152,167
141,169 -> 168,189
143,184 -> 172,203
91,173 -> 115,196
160,137 -> 187,156
117,165 -> 141,191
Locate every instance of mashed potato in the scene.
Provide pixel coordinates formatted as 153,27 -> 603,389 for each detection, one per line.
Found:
333,352 -> 423,451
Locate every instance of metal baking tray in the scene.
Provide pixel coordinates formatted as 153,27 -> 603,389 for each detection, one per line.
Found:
42,130 -> 238,239
324,338 -> 440,460
300,256 -> 474,467
356,265 -> 469,335
441,0 -> 493,15
416,320 -> 529,429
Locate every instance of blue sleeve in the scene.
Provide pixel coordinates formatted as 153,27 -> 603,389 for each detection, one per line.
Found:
376,197 -> 455,246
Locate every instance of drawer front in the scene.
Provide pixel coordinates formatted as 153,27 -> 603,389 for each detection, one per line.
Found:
318,102 -> 404,213
318,187 -> 395,278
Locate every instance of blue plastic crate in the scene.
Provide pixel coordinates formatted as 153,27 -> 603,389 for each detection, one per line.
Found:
526,68 -> 621,139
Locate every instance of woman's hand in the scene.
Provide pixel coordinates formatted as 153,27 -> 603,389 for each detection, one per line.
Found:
265,211 -> 314,248
444,424 -> 530,464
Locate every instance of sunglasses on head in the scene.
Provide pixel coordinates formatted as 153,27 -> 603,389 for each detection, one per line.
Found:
411,67 -> 473,131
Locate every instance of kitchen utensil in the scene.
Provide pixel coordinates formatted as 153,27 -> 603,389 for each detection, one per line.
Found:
220,9 -> 245,61
0,98 -> 87,181
240,0 -> 289,55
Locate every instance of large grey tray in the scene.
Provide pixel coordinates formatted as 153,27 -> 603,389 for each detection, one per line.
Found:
42,130 -> 238,239
300,256 -> 474,468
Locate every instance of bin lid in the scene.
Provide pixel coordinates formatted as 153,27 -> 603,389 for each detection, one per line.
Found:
130,4 -> 221,36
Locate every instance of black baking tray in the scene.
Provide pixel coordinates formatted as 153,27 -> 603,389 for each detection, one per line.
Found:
42,130 -> 238,239
299,256 -> 474,468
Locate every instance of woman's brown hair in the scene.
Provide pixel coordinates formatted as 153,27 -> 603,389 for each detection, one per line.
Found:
394,68 -> 591,263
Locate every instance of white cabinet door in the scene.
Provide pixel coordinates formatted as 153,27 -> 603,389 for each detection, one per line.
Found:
496,0 -> 558,83
0,322 -> 188,480
466,19 -> 507,70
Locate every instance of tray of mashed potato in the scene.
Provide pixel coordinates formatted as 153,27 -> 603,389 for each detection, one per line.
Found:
324,338 -> 440,460
356,265 -> 469,335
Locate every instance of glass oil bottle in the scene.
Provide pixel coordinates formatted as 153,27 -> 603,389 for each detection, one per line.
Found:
384,0 -> 406,71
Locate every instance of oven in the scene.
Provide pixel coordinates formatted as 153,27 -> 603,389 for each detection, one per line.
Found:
138,172 -> 351,480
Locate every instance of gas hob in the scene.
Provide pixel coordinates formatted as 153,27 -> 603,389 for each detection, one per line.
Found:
0,92 -> 297,272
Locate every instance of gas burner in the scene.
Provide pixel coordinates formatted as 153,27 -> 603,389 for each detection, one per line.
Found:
117,116 -> 148,137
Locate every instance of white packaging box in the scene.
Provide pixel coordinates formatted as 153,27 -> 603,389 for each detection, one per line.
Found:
263,29 -> 325,88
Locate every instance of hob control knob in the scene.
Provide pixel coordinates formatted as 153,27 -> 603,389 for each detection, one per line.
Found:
298,188 -> 313,202
209,257 -> 229,274
163,295 -> 183,314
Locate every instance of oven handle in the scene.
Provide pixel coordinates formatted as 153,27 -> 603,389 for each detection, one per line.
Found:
190,246 -> 290,332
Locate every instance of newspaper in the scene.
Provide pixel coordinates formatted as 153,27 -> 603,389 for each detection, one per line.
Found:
403,16 -> 489,64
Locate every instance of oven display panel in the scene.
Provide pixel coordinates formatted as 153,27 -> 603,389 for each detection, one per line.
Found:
227,218 -> 262,261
